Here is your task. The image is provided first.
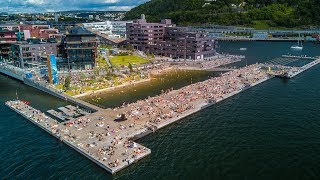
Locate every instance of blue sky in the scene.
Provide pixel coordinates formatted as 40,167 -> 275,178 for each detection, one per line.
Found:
1,0 -> 150,13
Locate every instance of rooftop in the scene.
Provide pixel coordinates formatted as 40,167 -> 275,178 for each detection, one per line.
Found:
68,26 -> 94,35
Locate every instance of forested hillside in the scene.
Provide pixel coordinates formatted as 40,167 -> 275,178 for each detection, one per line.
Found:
124,0 -> 320,29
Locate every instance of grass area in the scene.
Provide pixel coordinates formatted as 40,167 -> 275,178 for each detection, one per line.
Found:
98,45 -> 113,49
252,20 -> 292,30
96,57 -> 109,67
56,72 -> 146,96
55,84 -> 64,89
110,55 -> 149,67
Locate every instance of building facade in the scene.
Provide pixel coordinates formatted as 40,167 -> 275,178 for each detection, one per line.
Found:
156,27 -> 216,59
11,41 -> 58,68
60,26 -> 97,70
83,21 -> 132,37
0,29 -> 17,61
126,15 -> 216,60
19,25 -> 62,41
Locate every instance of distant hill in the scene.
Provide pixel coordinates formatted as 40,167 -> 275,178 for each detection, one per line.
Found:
124,0 -> 320,29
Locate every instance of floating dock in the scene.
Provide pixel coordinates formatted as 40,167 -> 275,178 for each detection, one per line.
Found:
277,59 -> 320,78
281,55 -> 318,60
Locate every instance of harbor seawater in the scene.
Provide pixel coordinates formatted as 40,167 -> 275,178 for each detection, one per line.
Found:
1,41 -> 320,179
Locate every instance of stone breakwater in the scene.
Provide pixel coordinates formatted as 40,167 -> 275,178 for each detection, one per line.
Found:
6,64 -> 274,174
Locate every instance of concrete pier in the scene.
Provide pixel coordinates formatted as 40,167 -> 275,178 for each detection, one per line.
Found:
5,100 -> 151,174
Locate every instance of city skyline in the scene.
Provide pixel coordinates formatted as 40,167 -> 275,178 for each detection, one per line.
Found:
0,0 -> 150,13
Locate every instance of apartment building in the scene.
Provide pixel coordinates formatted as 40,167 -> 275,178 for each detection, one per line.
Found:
11,40 -> 58,68
60,26 -> 97,70
126,15 -> 216,60
0,29 -> 17,61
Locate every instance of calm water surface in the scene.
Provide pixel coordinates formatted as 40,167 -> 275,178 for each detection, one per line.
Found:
1,41 -> 320,179
81,70 -> 222,108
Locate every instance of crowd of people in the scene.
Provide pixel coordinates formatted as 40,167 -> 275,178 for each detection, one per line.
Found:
6,101 -> 59,131
55,62 -> 168,96
118,64 -> 270,126
169,54 -> 244,71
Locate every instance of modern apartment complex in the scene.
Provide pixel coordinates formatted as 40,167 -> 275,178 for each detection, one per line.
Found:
60,26 -> 97,70
126,15 -> 216,60
11,40 -> 58,68
158,27 -> 216,59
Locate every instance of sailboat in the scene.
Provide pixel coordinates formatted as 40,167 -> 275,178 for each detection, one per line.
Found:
291,33 -> 303,50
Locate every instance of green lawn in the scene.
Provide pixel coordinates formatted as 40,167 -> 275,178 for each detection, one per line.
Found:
252,20 -> 292,30
96,57 -> 109,67
110,55 -> 149,67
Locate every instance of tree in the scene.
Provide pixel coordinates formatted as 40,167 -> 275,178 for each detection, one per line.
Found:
63,76 -> 71,90
128,63 -> 133,72
94,67 -> 100,76
123,0 -> 312,28
126,44 -> 134,51
80,73 -> 86,80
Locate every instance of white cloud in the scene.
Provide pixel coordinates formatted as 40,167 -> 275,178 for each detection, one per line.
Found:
26,0 -> 45,5
0,0 -> 150,13
104,0 -> 120,3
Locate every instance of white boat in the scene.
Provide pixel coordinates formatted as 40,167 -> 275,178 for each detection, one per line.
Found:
240,48 -> 247,51
291,34 -> 303,50
290,45 -> 303,50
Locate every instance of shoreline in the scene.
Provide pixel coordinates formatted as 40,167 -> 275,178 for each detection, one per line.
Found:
73,78 -> 152,98
72,67 -> 180,99
72,58 -> 242,99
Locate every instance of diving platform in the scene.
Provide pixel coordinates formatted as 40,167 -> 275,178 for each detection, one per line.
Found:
65,105 -> 90,115
58,107 -> 81,117
47,110 -> 67,121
